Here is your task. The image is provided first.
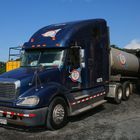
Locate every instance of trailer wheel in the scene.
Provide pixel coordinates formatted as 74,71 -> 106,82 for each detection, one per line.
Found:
122,82 -> 130,100
114,84 -> 123,104
46,97 -> 68,130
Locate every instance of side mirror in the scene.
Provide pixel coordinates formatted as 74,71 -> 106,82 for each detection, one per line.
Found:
80,49 -> 85,68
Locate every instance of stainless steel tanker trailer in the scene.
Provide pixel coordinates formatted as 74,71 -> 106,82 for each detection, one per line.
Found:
107,47 -> 140,103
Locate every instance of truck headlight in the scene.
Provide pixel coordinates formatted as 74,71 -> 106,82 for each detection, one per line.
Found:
16,96 -> 40,106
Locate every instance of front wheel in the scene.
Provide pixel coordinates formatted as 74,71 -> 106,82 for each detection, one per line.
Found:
46,97 -> 68,130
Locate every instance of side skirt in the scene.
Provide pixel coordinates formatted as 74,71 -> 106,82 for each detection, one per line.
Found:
69,99 -> 106,116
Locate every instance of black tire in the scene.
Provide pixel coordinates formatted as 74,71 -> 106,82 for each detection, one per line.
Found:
46,97 -> 68,130
122,82 -> 130,101
114,84 -> 123,104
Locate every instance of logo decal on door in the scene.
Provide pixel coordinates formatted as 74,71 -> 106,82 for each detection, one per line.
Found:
69,68 -> 81,83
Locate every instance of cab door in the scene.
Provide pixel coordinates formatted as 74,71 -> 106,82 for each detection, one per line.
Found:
65,47 -> 86,91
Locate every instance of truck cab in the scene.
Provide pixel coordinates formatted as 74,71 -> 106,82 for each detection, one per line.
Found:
0,19 -> 109,130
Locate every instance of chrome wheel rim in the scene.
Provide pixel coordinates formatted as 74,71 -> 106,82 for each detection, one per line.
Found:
126,87 -> 130,97
53,104 -> 65,124
118,88 -> 122,100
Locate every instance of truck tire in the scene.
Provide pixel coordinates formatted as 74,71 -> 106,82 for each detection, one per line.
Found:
46,97 -> 68,130
122,82 -> 130,100
114,84 -> 123,104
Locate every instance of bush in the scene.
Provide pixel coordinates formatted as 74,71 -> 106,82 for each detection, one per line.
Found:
0,62 -> 6,74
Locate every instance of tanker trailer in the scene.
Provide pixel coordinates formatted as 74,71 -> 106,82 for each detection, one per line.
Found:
107,47 -> 140,104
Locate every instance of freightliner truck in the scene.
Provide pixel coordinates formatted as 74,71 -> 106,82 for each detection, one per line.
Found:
0,19 -> 139,130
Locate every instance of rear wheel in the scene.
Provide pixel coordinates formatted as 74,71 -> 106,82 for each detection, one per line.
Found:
122,82 -> 130,100
114,84 -> 123,104
46,97 -> 68,130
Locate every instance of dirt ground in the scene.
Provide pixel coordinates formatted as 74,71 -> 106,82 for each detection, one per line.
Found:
0,93 -> 140,140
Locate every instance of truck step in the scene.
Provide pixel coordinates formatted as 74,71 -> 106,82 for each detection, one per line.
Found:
70,100 -> 107,116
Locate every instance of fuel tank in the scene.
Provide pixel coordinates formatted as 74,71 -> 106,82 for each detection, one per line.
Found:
110,47 -> 140,77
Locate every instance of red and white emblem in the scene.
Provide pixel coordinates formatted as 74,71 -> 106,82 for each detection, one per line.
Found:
119,53 -> 126,65
42,29 -> 61,40
70,69 -> 80,82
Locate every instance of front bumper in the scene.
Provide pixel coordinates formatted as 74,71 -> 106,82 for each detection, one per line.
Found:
0,106 -> 48,126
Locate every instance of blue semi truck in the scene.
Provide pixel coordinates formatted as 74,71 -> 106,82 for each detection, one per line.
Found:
0,19 -> 139,130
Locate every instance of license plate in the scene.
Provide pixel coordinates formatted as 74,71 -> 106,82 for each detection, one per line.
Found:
0,118 -> 7,125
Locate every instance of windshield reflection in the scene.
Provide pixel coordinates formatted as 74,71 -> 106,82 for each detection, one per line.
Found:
21,49 -> 65,68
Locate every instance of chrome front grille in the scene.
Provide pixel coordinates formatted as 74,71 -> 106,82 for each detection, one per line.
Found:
0,81 -> 19,100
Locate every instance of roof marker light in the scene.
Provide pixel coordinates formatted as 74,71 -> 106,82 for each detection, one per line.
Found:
52,37 -> 56,40
31,38 -> 34,42
37,45 -> 41,47
56,43 -> 60,47
42,44 -> 46,47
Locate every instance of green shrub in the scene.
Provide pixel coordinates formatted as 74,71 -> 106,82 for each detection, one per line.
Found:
0,62 -> 6,74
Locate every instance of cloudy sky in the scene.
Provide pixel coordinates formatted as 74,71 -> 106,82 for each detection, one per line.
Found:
0,0 -> 140,61
124,39 -> 140,49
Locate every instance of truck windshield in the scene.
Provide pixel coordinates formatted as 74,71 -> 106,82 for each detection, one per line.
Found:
21,49 -> 65,68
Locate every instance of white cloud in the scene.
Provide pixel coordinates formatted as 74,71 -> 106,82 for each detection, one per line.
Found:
124,39 -> 140,49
